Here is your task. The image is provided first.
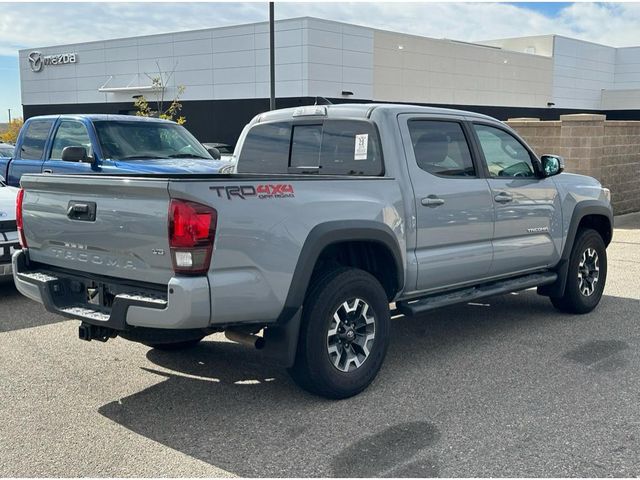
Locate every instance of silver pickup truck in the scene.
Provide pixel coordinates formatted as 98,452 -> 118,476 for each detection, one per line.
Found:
13,104 -> 613,398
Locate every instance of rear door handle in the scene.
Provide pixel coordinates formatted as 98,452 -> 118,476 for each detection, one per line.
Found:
42,169 -> 53,174
494,192 -> 513,203
421,196 -> 445,207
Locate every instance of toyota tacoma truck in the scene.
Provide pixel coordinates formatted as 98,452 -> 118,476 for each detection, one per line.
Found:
0,114 -> 232,187
12,104 -> 613,398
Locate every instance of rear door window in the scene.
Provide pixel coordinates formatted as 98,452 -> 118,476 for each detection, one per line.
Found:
318,121 -> 382,175
20,120 -> 54,159
408,120 -> 476,177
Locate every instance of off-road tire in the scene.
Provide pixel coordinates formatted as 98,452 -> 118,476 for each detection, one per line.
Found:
288,267 -> 390,399
551,228 -> 607,314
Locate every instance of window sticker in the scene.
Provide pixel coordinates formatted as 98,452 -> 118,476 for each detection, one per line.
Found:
354,134 -> 369,160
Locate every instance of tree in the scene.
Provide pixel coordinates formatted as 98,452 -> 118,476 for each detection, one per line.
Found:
0,118 -> 23,144
134,61 -> 186,125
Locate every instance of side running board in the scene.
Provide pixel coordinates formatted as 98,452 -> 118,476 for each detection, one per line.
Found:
396,271 -> 557,317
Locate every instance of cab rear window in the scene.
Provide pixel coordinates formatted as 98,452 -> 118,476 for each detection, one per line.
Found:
237,122 -> 291,174
238,119 -> 383,176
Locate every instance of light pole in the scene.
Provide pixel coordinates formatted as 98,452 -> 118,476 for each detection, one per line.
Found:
269,2 -> 275,111
7,109 -> 11,124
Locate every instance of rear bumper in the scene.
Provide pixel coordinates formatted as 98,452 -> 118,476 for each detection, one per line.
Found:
12,250 -> 211,330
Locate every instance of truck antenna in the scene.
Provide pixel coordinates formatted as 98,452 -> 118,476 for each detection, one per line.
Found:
314,96 -> 333,106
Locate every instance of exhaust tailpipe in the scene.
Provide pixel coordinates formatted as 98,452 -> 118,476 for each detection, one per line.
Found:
225,330 -> 265,350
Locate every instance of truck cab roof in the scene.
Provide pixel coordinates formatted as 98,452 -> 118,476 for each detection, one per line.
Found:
252,103 -> 498,124
25,114 -> 177,124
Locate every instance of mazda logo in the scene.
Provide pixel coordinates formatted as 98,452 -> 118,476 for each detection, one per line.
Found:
28,51 -> 43,72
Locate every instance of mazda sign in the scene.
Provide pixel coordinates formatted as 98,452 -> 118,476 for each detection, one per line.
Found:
28,51 -> 77,72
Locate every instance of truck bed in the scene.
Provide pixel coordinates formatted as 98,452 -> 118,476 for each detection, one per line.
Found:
17,172 -> 404,328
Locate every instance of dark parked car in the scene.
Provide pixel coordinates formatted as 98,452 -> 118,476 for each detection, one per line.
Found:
202,142 -> 234,155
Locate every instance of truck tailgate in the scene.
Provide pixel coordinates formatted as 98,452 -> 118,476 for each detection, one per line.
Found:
20,175 -> 174,285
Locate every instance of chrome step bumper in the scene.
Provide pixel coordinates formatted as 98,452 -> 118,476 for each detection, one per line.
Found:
13,250 -> 211,330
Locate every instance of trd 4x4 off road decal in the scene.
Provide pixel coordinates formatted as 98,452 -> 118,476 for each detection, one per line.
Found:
210,184 -> 295,200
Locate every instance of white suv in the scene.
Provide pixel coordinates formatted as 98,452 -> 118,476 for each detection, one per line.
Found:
0,176 -> 19,278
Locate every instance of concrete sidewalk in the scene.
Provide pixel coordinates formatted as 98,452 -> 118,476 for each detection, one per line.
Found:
615,211 -> 640,230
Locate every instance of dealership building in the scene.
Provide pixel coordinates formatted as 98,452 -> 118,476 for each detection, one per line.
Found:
18,16 -> 640,144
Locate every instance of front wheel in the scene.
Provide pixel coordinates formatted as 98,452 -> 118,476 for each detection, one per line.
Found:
288,267 -> 391,399
551,228 -> 607,314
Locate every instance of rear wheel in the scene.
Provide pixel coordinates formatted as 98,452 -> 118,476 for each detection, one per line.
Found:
288,267 -> 390,399
551,228 -> 607,314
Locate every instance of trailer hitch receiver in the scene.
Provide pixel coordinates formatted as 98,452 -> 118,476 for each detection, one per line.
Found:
78,322 -> 117,342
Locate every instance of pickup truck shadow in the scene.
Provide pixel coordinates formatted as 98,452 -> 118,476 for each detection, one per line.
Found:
98,290 -> 638,477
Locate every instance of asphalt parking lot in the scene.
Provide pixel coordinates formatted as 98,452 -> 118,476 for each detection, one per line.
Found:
1,214 -> 639,477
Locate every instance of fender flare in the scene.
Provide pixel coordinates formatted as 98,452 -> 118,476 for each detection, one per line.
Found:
280,220 -> 404,321
539,201 -> 613,297
561,201 -> 613,261
262,221 -> 403,367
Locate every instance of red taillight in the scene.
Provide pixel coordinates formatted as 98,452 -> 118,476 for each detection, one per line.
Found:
168,198 -> 217,275
16,188 -> 27,248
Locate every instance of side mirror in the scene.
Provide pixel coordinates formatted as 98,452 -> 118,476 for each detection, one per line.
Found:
540,154 -> 564,177
61,146 -> 89,163
207,147 -> 221,160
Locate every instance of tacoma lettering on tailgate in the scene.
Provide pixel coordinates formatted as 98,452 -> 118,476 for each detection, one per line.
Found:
51,247 -> 136,270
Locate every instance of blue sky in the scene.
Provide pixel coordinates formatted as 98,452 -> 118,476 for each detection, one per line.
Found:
0,55 -> 20,123
508,2 -> 573,16
1,2 -> 639,122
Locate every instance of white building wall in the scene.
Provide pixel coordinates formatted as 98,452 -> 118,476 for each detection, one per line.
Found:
483,35 -> 640,110
551,36 -> 616,109
614,46 -> 640,90
19,18 -> 555,109
601,89 -> 640,109
479,35 -> 555,57
303,18 -> 374,100
372,31 -> 553,108
18,18 -> 640,111
19,18 -> 311,106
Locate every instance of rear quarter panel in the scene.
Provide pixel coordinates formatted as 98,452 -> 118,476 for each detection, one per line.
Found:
168,177 -> 406,325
